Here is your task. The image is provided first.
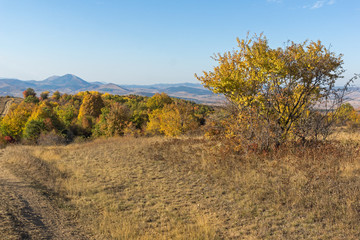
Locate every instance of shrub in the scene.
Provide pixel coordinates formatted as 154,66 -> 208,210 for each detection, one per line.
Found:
146,102 -> 199,136
24,95 -> 40,104
37,130 -> 66,146
196,33 -> 355,149
23,120 -> 46,142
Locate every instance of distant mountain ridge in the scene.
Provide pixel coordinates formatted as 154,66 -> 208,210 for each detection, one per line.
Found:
0,74 -> 224,104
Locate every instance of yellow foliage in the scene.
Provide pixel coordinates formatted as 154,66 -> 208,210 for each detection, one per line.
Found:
196,33 -> 345,143
147,103 -> 198,136
0,102 -> 34,139
78,92 -> 105,120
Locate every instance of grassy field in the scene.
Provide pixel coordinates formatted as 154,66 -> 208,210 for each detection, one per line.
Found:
3,134 -> 360,239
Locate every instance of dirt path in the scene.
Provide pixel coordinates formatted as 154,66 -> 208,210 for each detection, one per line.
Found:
2,99 -> 12,115
0,149 -> 87,240
1,99 -> 14,117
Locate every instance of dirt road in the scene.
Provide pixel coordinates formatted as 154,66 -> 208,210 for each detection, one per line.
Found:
1,100 -> 12,116
0,149 -> 87,240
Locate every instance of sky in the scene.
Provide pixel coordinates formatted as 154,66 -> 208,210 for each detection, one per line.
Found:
0,0 -> 359,85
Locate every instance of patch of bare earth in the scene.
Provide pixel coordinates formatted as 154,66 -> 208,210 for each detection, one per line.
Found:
0,149 -> 87,240
0,97 -> 22,117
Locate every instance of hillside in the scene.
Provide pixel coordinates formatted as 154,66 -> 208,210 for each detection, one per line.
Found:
0,75 -> 224,105
2,134 -> 360,239
0,97 -> 22,117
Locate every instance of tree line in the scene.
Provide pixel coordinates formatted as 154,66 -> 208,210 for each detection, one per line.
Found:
0,90 -> 213,144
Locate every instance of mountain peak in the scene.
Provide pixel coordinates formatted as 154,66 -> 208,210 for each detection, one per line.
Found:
40,74 -> 91,90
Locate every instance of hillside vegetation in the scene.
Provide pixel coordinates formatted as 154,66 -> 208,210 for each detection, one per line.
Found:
1,35 -> 360,239
0,90 -> 213,145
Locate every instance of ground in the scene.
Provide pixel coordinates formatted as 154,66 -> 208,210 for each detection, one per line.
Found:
0,149 -> 87,240
0,135 -> 360,239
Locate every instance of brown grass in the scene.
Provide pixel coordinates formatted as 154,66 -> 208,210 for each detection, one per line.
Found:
3,133 -> 360,239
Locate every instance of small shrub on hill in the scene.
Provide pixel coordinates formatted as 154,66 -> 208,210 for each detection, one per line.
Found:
37,130 -> 66,146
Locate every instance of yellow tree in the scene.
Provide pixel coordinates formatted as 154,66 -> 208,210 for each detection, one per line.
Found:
0,102 -> 35,140
146,93 -> 173,110
196,33 -> 352,146
146,102 -> 199,137
78,92 -> 105,120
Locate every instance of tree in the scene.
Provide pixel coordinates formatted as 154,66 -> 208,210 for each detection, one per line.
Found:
93,102 -> 131,137
78,92 -> 105,120
52,91 -> 61,100
146,102 -> 199,136
40,91 -> 50,100
55,103 -> 78,127
23,88 -> 39,103
196,34 -> 354,147
0,102 -> 34,140
23,88 -> 36,98
26,101 -> 64,132
23,120 -> 46,142
334,103 -> 360,126
146,93 -> 173,110
24,95 -> 39,104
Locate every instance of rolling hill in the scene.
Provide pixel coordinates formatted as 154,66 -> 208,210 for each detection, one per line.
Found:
0,74 -> 224,105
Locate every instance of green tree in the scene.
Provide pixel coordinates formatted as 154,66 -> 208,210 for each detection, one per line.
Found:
23,120 -> 46,142
93,102 -> 131,137
23,88 -> 36,98
24,95 -> 40,104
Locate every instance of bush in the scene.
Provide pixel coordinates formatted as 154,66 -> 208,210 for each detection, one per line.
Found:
196,33 -> 354,149
146,102 -> 199,136
23,120 -> 46,142
37,130 -> 66,146
24,95 -> 39,104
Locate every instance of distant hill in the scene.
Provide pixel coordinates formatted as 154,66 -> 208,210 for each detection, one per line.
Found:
0,74 -> 224,105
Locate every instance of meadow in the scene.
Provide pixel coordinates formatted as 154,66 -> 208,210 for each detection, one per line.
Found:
1,37 -> 358,238
2,131 -> 360,239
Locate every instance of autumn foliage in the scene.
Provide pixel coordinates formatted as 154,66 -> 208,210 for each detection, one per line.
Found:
0,90 -> 211,144
196,33 -> 355,149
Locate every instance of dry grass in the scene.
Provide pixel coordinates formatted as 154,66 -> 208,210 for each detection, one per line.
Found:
3,133 -> 360,239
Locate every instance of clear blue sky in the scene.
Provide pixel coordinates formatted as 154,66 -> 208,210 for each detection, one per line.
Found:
0,0 -> 359,85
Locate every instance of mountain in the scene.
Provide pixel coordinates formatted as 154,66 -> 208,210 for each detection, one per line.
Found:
37,74 -> 92,90
0,74 -> 224,104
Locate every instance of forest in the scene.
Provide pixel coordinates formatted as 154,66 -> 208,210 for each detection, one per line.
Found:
0,90 -> 213,145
